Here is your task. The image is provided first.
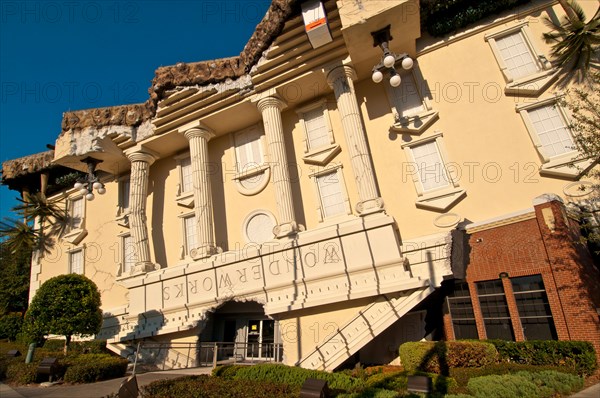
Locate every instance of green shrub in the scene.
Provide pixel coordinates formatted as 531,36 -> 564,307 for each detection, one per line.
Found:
68,340 -> 108,354
466,371 -> 584,398
142,374 -> 299,398
449,363 -> 577,389
0,313 -> 24,341
224,363 -> 364,391
42,339 -> 66,352
399,341 -> 497,373
337,388 -> 400,398
5,362 -> 38,385
488,340 -> 597,375
63,354 -> 128,383
515,370 -> 583,396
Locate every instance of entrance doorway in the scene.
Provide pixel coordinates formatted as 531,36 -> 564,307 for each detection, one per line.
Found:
246,319 -> 275,359
200,300 -> 283,364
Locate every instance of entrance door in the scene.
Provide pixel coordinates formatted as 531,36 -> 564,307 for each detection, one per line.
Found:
246,319 -> 275,360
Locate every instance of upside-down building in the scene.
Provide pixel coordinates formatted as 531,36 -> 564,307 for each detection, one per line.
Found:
2,0 -> 599,370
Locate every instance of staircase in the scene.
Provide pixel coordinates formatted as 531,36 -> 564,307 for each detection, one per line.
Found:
297,280 -> 434,371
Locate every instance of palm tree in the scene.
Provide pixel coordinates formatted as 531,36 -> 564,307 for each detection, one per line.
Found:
0,192 -> 67,255
543,0 -> 600,83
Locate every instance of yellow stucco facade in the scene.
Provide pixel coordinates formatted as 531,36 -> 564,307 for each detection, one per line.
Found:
11,0 -> 598,371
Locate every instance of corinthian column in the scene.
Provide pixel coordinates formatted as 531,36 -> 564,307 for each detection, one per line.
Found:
252,92 -> 298,237
325,62 -> 384,215
181,126 -> 219,259
126,150 -> 158,274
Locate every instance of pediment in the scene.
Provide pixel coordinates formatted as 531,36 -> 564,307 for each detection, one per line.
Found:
302,144 -> 341,166
540,157 -> 595,180
415,188 -> 466,212
391,111 -> 439,135
505,70 -> 559,96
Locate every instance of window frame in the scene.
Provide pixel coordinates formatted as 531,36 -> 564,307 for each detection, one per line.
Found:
174,152 -> 194,207
401,132 -> 465,211
121,234 -> 136,276
516,96 -> 592,178
485,22 -> 556,95
308,164 -> 352,222
231,124 -> 271,196
382,61 -> 439,134
116,176 -> 131,226
446,281 -> 479,340
510,275 -> 558,341
476,279 -> 515,341
296,99 -> 337,153
63,194 -> 87,245
68,246 -> 85,275
179,212 -> 198,259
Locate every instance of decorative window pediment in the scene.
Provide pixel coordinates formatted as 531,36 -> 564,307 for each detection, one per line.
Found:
486,22 -> 557,96
297,99 -> 341,165
401,132 -> 466,211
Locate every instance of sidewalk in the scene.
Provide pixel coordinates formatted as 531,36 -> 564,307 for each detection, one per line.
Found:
1,367 -> 212,398
569,382 -> 600,398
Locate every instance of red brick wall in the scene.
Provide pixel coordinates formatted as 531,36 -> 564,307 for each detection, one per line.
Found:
446,198 -> 600,364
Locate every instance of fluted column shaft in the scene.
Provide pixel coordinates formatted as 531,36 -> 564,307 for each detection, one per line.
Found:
127,151 -> 156,273
255,95 -> 298,237
183,127 -> 218,258
326,64 -> 384,214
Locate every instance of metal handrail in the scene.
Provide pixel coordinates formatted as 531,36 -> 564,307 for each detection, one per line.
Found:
133,341 -> 283,370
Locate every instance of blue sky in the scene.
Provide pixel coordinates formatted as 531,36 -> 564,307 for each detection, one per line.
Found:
0,0 -> 271,220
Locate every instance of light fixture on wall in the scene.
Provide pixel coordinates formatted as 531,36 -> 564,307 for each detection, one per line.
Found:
371,25 -> 413,87
73,157 -> 105,201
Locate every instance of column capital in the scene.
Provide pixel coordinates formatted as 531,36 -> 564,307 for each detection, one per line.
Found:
182,127 -> 215,142
126,149 -> 157,165
324,60 -> 357,88
252,93 -> 287,113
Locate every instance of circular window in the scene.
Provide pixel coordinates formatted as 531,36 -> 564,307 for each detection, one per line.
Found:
244,210 -> 276,244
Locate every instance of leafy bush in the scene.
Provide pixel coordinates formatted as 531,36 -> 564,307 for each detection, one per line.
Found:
488,340 -> 597,375
449,363 -> 577,389
0,313 -> 23,341
63,354 -> 128,383
5,362 -> 38,385
219,363 -> 364,391
142,374 -> 299,398
466,371 -> 583,398
399,341 -> 497,373
337,388 -> 400,398
420,0 -> 532,37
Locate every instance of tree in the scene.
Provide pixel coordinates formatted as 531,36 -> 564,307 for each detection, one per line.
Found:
563,70 -> 600,256
24,274 -> 103,353
0,192 -> 68,255
543,0 -> 600,83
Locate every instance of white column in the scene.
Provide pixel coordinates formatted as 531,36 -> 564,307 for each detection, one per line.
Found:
181,126 -> 219,259
252,93 -> 298,237
325,62 -> 384,215
126,150 -> 157,273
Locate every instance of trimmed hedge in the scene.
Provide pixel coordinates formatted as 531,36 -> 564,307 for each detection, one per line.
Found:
466,371 -> 583,398
420,0 -> 532,37
399,341 -> 497,373
142,374 -> 299,398
5,362 -> 38,385
488,340 -> 597,375
215,363 -> 364,391
63,354 -> 128,383
449,363 -> 578,390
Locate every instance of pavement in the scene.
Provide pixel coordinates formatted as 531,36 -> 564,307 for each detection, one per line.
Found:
1,370 -> 598,398
0,367 -> 213,398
